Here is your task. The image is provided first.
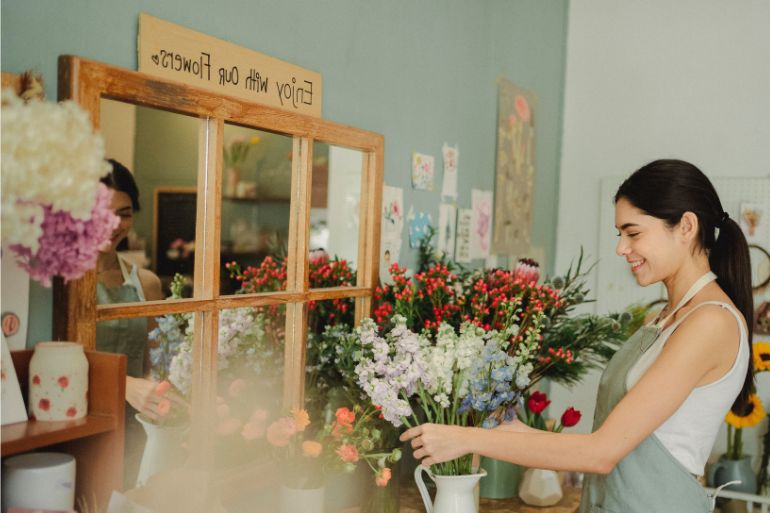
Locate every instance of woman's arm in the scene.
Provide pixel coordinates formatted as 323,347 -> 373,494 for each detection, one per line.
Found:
402,305 -> 738,473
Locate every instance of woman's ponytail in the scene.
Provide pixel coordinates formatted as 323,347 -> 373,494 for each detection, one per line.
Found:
709,216 -> 754,414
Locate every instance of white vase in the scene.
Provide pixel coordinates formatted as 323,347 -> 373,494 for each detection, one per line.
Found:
134,413 -> 187,487
29,342 -> 88,421
414,465 -> 487,513
518,468 -> 563,506
280,485 -> 325,513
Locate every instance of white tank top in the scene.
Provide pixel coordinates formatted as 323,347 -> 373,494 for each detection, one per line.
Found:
626,293 -> 749,476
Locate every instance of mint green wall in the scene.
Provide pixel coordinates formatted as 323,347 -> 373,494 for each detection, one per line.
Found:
1,0 -> 569,346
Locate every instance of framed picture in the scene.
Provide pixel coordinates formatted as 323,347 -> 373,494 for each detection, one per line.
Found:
1,335 -> 28,425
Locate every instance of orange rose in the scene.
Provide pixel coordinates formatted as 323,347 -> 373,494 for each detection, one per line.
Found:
291,408 -> 310,432
375,467 -> 392,487
302,440 -> 323,458
335,407 -> 355,426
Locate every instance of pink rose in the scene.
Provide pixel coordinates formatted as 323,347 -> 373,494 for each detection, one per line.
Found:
266,417 -> 297,447
228,378 -> 246,398
336,443 -> 359,463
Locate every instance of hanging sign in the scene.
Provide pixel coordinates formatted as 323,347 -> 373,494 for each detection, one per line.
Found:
138,13 -> 322,117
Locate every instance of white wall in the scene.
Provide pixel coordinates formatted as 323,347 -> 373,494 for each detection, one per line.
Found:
551,0 -> 770,469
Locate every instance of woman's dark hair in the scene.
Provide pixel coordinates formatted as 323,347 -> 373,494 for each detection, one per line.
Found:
100,159 -> 140,211
615,159 -> 754,414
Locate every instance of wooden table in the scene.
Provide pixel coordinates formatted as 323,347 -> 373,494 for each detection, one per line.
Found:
339,483 -> 581,513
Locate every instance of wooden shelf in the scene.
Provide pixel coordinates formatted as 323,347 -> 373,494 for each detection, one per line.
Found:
222,194 -> 289,204
1,414 -> 116,456
1,349 -> 127,512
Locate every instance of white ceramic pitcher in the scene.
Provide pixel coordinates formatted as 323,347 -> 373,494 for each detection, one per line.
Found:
414,465 -> 487,513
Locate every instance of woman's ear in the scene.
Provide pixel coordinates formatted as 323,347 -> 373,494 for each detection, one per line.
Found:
678,211 -> 700,242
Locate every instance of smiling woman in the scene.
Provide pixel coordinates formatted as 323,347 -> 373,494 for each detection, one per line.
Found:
401,159 -> 755,513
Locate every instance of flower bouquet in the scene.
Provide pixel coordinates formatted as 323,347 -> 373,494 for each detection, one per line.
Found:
264,406 -> 400,497
223,135 -> 260,196
1,90 -> 118,286
355,310 -> 544,476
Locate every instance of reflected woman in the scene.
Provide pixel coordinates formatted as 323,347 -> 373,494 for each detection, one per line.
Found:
97,159 -> 165,486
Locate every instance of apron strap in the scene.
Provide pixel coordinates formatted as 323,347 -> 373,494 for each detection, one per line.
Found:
653,271 -> 717,330
117,255 -> 146,302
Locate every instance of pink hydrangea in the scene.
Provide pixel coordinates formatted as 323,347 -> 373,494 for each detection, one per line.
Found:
9,184 -> 119,287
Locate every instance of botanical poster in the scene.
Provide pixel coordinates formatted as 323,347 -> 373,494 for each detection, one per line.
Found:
455,209 -> 473,264
437,204 -> 458,258
492,78 -> 536,256
408,207 -> 433,249
380,185 -> 404,284
471,189 -> 493,259
411,152 -> 435,191
441,143 -> 459,199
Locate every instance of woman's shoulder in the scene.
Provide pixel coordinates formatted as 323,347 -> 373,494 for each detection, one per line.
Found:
135,268 -> 163,300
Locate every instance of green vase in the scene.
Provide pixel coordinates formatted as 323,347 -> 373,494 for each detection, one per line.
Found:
479,457 -> 522,499
362,460 -> 401,513
707,454 -> 757,494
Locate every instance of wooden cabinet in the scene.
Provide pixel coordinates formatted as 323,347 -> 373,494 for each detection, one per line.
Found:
2,350 -> 127,511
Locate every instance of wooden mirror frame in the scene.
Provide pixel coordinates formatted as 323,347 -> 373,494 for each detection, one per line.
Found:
54,55 -> 383,476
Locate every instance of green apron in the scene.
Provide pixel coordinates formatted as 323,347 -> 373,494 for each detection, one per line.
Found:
96,256 -> 148,378
580,272 -> 718,513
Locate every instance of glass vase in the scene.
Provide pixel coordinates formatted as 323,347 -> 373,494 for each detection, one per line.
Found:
362,461 -> 401,513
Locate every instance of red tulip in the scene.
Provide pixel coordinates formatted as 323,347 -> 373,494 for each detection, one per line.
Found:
560,407 -> 582,428
527,391 -> 550,414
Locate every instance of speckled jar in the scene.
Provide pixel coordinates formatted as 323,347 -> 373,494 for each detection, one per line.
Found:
29,342 -> 88,421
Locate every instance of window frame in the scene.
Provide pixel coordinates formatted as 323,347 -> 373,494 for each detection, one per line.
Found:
54,55 -> 383,474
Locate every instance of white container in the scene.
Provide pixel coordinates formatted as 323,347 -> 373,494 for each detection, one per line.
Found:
415,465 -> 487,513
1,452 -> 76,512
518,468 -> 563,506
29,342 -> 88,421
280,485 -> 325,513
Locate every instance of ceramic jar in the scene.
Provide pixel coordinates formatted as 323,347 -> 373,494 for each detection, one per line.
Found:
29,342 -> 88,421
518,468 -> 563,506
280,485 -> 325,513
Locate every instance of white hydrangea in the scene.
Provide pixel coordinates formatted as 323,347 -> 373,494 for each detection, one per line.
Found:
1,91 -> 109,252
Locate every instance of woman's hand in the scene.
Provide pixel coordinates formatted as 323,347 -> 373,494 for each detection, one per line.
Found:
126,377 -> 186,420
400,423 -> 472,467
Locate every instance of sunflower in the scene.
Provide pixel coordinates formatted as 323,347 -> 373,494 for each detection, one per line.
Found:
726,393 -> 766,429
753,341 -> 770,372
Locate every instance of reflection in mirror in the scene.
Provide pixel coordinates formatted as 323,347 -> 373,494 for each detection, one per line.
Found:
220,124 -> 292,295
99,98 -> 199,301
94,313 -> 191,488
214,306 -> 285,470
305,299 -> 356,421
309,142 -> 362,288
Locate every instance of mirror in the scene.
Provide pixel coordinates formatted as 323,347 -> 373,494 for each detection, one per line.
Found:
309,142 -> 363,288
220,124 -> 292,295
57,55 -> 383,499
99,98 -> 199,301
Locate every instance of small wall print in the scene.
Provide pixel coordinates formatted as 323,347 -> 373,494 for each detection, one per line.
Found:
411,152 -> 435,191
